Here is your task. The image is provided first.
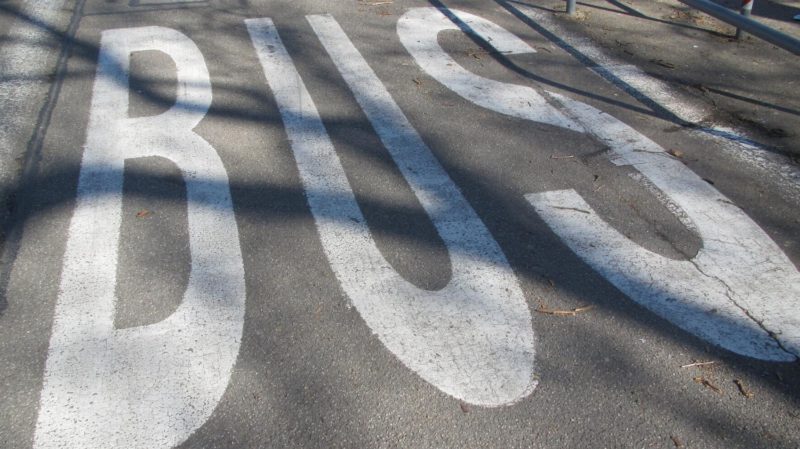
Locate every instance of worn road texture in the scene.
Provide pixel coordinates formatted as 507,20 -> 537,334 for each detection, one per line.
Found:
0,0 -> 799,448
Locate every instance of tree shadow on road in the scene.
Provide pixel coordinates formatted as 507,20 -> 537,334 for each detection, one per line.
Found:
0,1 -> 799,448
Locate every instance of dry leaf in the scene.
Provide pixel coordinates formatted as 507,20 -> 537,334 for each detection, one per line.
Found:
136,209 -> 152,218
680,361 -> 715,368
668,149 -> 684,158
459,402 -> 470,413
670,435 -> 683,447
734,379 -> 753,398
651,59 -> 676,69
693,376 -> 722,394
536,304 -> 593,316
550,206 -> 590,214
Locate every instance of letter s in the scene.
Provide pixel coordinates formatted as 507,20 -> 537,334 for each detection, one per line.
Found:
398,7 -> 800,361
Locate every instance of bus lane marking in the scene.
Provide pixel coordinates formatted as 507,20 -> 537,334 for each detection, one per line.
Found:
397,7 -> 800,361
34,26 -> 246,449
247,16 -> 536,407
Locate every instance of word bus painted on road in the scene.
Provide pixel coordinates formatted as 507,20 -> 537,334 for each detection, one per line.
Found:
34,7 -> 800,449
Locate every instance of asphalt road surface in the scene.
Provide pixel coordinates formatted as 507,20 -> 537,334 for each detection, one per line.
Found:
1,0 -> 799,448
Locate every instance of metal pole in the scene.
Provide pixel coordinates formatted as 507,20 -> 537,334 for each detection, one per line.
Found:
677,0 -> 800,55
735,0 -> 754,39
566,0 -> 576,15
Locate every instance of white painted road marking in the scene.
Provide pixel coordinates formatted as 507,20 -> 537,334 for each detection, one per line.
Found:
531,94 -> 800,360
26,9 -> 800,447
247,16 -> 536,407
397,7 -> 578,132
503,1 -> 800,206
393,8 -> 586,135
398,7 -> 800,361
34,27 -> 246,448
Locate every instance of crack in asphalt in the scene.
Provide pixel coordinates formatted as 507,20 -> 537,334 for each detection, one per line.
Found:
689,257 -> 798,360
